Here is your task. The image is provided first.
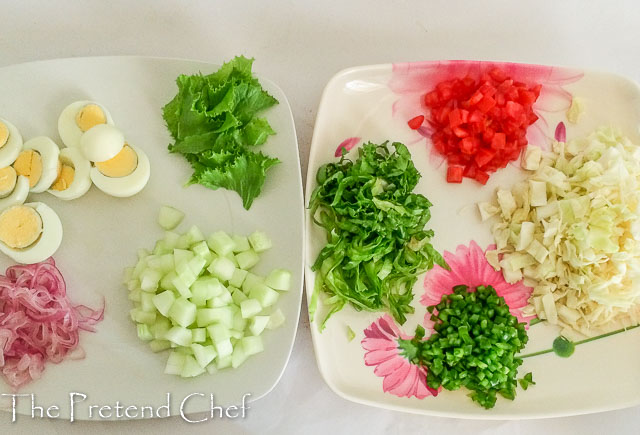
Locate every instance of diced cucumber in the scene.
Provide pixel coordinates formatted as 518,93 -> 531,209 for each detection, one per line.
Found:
149,339 -> 171,353
229,329 -> 244,339
192,328 -> 207,343
240,299 -> 262,319
229,268 -> 248,288
164,351 -> 186,375
248,231 -> 272,253
181,355 -> 205,377
151,290 -> 175,316
207,231 -> 235,256
236,250 -> 260,270
151,316 -> 171,340
128,288 -> 142,302
191,240 -> 210,258
231,288 -> 248,305
207,257 -> 236,282
196,307 -> 234,328
249,316 -> 270,336
250,285 -> 279,308
158,206 -> 184,230
214,338 -> 233,359
140,268 -> 162,293
153,240 -> 170,255
231,345 -> 247,369
173,248 -> 194,267
127,279 -> 140,292
171,275 -> 192,299
232,235 -> 251,253
267,308 -> 285,330
163,231 -> 181,249
140,292 -> 155,312
241,273 -> 264,294
206,324 -> 230,342
128,217 -> 291,379
188,256 -> 207,276
134,310 -> 156,325
207,289 -> 233,308
168,298 -> 197,328
216,355 -> 232,370
137,324 -> 153,341
191,343 -> 217,368
165,326 -> 192,347
241,336 -> 264,356
265,269 -> 292,291
186,225 -> 205,245
233,311 -> 248,331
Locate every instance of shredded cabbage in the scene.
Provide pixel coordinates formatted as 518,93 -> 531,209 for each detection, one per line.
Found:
484,127 -> 640,336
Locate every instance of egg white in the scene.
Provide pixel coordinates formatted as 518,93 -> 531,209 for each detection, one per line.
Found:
22,136 -> 61,193
80,124 -> 125,163
0,176 -> 29,210
90,144 -> 150,197
48,147 -> 92,200
0,202 -> 63,264
58,101 -> 114,149
0,118 -> 23,168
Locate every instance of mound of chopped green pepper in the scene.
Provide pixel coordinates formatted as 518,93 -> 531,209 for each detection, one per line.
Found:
400,285 -> 530,409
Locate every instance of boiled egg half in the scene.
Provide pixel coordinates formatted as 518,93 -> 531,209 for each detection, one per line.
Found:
48,147 -> 92,200
13,137 -> 61,193
0,166 -> 29,210
58,101 -> 114,148
0,202 -> 63,264
79,124 -> 150,197
0,118 -> 23,168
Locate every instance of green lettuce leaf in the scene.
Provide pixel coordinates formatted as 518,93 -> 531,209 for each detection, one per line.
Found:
162,55 -> 279,209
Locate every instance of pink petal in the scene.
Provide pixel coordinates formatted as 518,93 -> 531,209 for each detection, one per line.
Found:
361,337 -> 398,352
382,360 -> 411,392
389,363 -> 419,397
374,354 -> 406,377
364,348 -> 398,366
555,122 -> 567,142
334,137 -> 361,157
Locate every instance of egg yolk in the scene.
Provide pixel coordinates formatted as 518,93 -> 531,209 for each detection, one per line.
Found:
0,122 -> 8,148
95,144 -> 138,178
13,150 -> 43,188
51,163 -> 75,191
0,166 -> 17,196
75,104 -> 107,132
0,205 -> 43,249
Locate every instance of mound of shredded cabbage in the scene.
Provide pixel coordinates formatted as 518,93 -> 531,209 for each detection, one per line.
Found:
479,127 -> 640,338
0,258 -> 103,389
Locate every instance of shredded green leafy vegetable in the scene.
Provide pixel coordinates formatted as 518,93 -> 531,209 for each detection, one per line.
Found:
309,141 -> 445,329
162,56 -> 279,210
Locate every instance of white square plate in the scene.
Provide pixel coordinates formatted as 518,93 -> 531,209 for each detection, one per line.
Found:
305,61 -> 640,419
0,56 -> 304,420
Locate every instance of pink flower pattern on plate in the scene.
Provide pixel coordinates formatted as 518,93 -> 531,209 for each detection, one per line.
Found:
422,240 -> 534,329
388,60 -> 583,167
361,314 -> 439,399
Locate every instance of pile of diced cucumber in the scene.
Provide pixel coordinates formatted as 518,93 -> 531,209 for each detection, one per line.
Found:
123,206 -> 290,378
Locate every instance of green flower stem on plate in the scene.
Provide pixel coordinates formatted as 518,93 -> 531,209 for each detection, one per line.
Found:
519,324 -> 640,359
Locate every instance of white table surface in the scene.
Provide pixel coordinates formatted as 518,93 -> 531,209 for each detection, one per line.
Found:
1,0 -> 639,433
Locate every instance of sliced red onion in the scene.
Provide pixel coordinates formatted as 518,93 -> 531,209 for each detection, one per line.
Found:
0,258 -> 104,390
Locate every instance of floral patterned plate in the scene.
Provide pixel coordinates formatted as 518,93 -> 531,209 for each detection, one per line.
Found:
305,61 -> 640,419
